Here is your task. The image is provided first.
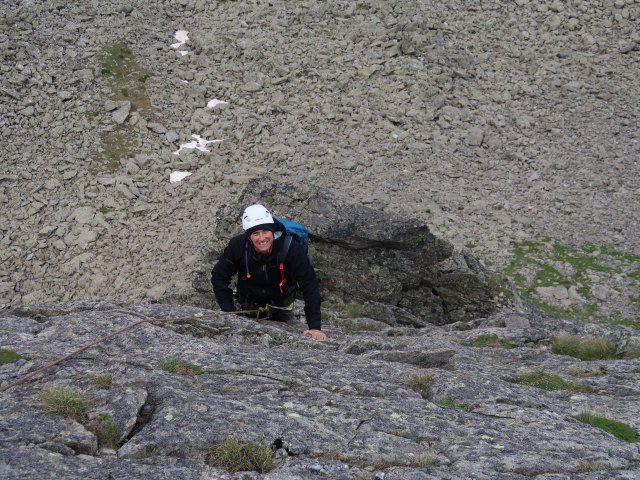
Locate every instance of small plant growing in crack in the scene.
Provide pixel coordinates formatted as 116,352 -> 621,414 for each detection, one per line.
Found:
128,445 -> 161,459
162,359 -> 203,376
206,437 -> 275,473
85,374 -> 112,389
374,454 -> 438,469
439,399 -> 472,411
462,334 -> 516,349
268,332 -> 292,346
86,413 -> 120,448
281,377 -> 302,387
407,371 -> 434,399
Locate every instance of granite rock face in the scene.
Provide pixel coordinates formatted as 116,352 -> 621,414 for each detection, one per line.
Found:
200,177 -> 497,325
1,301 -> 639,479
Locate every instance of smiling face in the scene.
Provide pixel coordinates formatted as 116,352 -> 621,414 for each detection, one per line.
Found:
250,229 -> 274,254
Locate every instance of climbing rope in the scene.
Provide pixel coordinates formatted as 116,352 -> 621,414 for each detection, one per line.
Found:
0,308 -> 262,393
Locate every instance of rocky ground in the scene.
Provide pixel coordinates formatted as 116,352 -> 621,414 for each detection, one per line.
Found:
1,301 -> 639,479
1,2 -> 640,477
0,0 -> 638,323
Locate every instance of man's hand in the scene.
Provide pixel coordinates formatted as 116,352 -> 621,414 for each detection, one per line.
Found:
303,329 -> 327,340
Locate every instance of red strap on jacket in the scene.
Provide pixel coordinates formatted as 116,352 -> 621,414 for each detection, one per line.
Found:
278,263 -> 287,294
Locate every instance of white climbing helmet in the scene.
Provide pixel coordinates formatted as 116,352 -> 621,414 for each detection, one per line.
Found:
241,204 -> 274,232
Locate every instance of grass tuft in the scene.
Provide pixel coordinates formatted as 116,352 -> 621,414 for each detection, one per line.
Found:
407,371 -> 434,399
567,365 -> 605,377
128,445 -> 161,459
0,349 -> 21,365
622,343 -> 640,359
87,413 -> 120,448
41,385 -> 92,422
374,454 -> 439,469
510,369 -> 592,392
463,334 -> 516,348
162,359 -> 203,375
574,411 -> 640,443
439,399 -> 472,411
281,377 -> 302,387
85,374 -> 112,389
206,437 -> 275,473
552,335 -> 617,360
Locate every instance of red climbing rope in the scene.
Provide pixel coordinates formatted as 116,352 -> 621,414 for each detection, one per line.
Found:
0,309 -> 261,393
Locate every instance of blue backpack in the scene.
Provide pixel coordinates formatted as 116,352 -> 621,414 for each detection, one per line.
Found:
275,217 -> 310,253
274,217 -> 310,294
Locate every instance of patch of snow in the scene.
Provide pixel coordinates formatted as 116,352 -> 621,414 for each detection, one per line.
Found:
173,134 -> 223,155
170,171 -> 192,183
171,30 -> 189,49
207,99 -> 229,109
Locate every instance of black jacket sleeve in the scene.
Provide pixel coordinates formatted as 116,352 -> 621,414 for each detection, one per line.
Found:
211,237 -> 242,312
286,240 -> 322,330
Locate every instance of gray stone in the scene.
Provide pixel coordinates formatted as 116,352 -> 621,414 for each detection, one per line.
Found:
75,229 -> 98,249
18,106 -> 35,117
58,91 -> 74,101
242,81 -> 262,92
112,102 -> 131,125
148,122 -> 167,134
165,130 -> 180,143
466,128 -> 484,146
536,286 -> 568,300
73,206 -> 96,225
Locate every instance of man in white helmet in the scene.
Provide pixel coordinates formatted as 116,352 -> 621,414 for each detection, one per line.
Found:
211,204 -> 327,340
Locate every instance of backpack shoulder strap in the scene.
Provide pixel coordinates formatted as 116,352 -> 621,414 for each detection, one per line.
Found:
278,234 -> 293,264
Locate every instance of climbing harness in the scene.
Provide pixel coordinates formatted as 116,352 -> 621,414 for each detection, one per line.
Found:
0,309 -> 260,393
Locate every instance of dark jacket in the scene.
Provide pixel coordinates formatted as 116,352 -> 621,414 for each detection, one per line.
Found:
211,220 -> 322,330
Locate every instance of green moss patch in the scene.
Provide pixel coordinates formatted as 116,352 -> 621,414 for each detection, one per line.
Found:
509,369 -> 592,393
0,349 -> 21,365
504,237 -> 639,326
90,126 -> 138,174
574,412 -> 639,443
98,42 -> 153,116
91,42 -> 154,174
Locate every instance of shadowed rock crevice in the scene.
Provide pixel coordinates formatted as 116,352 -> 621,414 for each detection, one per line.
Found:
118,387 -> 156,452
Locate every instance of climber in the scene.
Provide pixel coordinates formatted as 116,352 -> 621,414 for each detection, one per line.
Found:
211,204 -> 327,340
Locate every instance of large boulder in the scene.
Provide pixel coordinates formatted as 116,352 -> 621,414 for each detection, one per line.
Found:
194,177 -> 497,325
